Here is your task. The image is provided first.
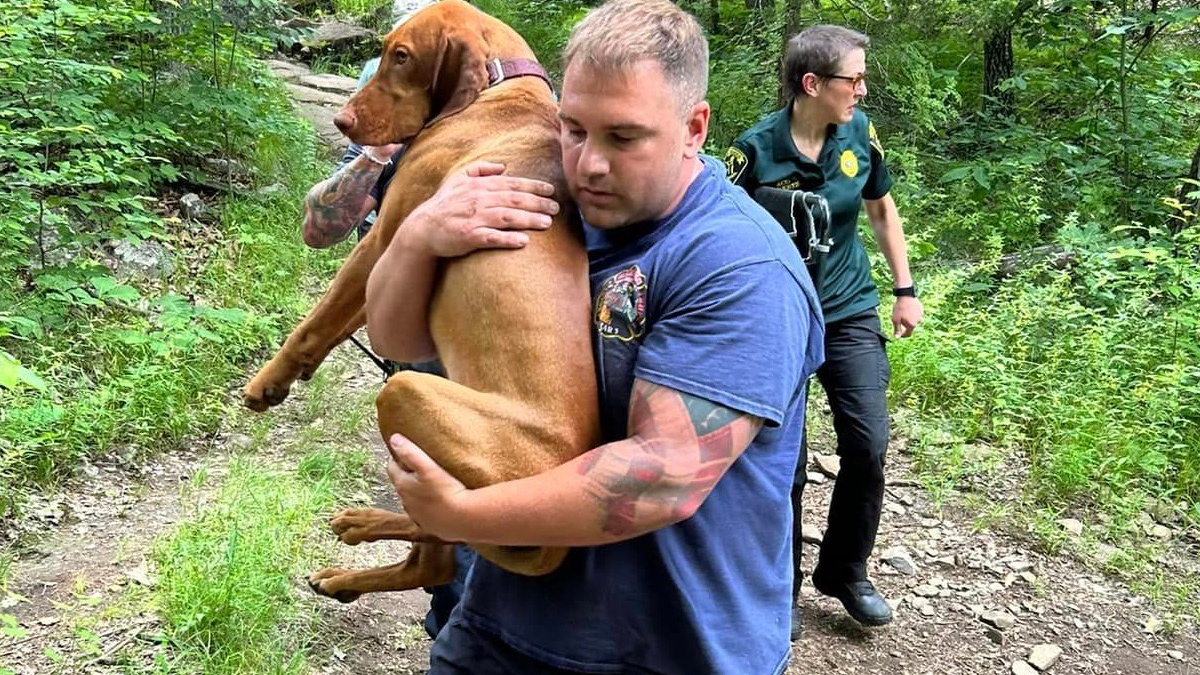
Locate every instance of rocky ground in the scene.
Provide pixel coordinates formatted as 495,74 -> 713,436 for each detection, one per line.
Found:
2,57 -> 1197,675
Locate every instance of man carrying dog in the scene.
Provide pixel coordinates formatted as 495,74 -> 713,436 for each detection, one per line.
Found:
366,1 -> 824,673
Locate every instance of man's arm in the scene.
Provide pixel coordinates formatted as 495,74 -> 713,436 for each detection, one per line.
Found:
387,378 -> 764,547
364,161 -> 559,362
301,146 -> 396,248
863,193 -> 924,337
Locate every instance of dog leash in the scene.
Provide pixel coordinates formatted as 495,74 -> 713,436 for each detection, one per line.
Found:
347,334 -> 394,380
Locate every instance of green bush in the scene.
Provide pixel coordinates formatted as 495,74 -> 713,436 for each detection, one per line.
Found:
0,0 -> 345,519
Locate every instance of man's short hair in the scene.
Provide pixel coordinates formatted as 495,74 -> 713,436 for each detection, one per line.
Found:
563,0 -> 708,113
782,25 -> 869,99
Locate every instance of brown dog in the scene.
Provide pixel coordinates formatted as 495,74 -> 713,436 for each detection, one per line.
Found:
244,0 -> 600,601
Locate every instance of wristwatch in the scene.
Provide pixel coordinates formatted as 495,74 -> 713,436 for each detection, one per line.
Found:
892,285 -> 918,298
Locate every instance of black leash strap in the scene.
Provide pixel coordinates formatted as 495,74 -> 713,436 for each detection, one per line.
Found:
347,334 -> 393,380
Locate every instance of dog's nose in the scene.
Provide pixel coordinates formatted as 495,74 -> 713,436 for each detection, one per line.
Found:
333,109 -> 357,135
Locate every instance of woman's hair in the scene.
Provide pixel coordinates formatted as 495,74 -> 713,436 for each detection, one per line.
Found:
782,25 -> 869,98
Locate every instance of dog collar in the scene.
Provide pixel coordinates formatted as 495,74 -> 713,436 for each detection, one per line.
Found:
486,58 -> 553,93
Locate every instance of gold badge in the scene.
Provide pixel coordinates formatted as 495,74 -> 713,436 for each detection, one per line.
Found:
724,146 -> 748,183
840,150 -> 859,177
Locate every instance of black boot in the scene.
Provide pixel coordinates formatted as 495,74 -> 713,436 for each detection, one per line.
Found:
811,571 -> 893,627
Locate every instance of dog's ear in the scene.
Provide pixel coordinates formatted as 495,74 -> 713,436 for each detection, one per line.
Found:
427,28 -> 488,126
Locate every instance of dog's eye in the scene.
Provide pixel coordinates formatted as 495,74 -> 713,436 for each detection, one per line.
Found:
393,49 -> 409,65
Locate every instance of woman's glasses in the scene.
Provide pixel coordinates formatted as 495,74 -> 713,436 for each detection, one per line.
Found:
826,72 -> 867,88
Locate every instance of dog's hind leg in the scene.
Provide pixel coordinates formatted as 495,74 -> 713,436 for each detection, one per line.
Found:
308,541 -> 457,603
376,371 -> 582,577
330,507 -> 454,546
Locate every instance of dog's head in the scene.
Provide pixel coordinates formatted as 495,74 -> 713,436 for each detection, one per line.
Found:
334,0 -> 490,146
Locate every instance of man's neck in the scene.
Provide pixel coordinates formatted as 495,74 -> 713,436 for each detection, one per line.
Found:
659,156 -> 705,219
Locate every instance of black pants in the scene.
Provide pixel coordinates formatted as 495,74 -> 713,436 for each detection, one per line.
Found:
793,309 -> 890,596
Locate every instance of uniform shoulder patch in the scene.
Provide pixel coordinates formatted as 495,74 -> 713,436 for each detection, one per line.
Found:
723,146 -> 749,183
868,121 -> 884,159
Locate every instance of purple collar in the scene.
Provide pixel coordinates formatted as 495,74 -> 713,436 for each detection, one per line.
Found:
485,58 -> 553,93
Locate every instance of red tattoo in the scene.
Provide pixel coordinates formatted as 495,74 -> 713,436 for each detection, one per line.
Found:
578,381 -> 762,539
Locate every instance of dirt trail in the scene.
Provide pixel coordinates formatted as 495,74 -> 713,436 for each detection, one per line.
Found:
2,57 -> 1196,675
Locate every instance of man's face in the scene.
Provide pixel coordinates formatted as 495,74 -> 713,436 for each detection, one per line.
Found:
558,59 -> 709,229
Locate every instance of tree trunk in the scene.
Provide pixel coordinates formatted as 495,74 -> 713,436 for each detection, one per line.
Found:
983,26 -> 1015,116
776,0 -> 804,108
710,0 -> 720,34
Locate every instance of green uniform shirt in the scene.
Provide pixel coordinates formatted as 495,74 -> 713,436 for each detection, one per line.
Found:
725,107 -> 893,324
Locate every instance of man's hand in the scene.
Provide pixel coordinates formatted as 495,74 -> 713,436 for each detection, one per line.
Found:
399,161 -> 559,258
892,295 -> 924,338
386,433 -> 472,540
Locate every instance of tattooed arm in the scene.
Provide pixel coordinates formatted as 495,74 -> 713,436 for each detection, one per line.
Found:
387,378 -> 764,546
301,145 -> 399,248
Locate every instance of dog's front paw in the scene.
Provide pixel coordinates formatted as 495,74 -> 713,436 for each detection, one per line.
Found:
307,569 -> 363,604
330,508 -> 381,546
243,375 -> 291,412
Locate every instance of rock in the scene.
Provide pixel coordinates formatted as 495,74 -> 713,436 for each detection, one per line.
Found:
814,454 -> 840,478
1148,523 -> 1172,540
985,626 -> 1004,645
1011,661 -> 1039,675
806,471 -> 827,485
266,58 -> 311,80
280,16 -> 318,29
29,210 -> 85,269
305,21 -> 376,50
1027,644 -> 1062,670
1007,560 -> 1033,572
287,82 -> 349,106
1057,518 -> 1084,535
298,73 -> 360,94
884,502 -> 906,516
107,238 -> 174,280
254,183 -> 287,197
980,610 -> 1016,630
1142,616 -> 1163,633
125,563 -> 157,588
801,524 -> 823,545
1167,650 -> 1183,661
293,101 -> 351,150
913,584 -> 939,598
179,193 -> 207,221
1020,571 -> 1037,585
881,547 -> 918,575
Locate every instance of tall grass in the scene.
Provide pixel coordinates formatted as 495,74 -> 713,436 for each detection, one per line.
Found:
151,448 -> 368,675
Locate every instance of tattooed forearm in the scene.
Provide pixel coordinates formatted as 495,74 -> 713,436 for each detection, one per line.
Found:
577,382 -> 762,538
302,154 -> 385,248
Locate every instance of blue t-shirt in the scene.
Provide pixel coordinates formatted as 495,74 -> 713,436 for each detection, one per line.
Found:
443,156 -> 824,675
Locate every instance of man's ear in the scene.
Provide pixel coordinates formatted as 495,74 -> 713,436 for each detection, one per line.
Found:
682,101 -> 711,159
427,28 -> 488,126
